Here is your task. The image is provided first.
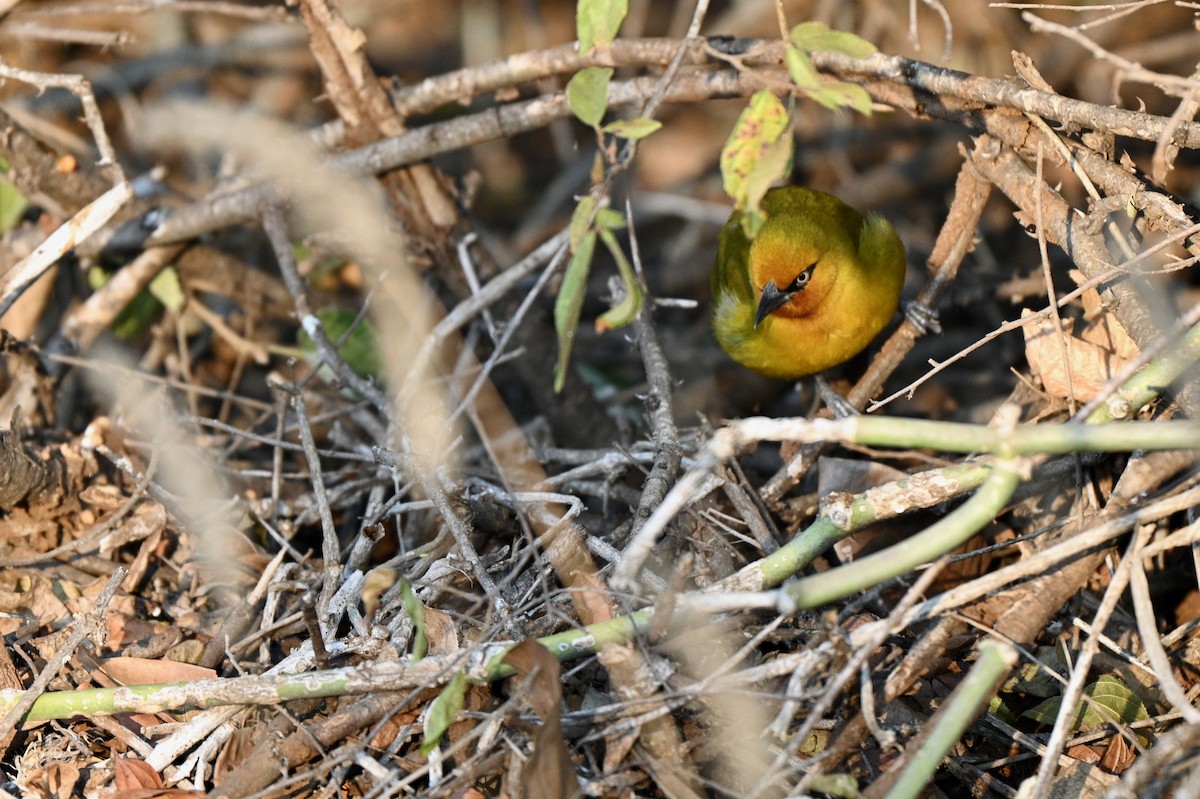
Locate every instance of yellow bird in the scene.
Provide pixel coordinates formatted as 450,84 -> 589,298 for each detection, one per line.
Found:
712,186 -> 906,379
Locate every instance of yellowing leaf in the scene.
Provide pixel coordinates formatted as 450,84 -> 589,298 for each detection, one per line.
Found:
148,267 -> 185,313
720,90 -> 792,213
594,228 -> 642,332
566,66 -> 613,127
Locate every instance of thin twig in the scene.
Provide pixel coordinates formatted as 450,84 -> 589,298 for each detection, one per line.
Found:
0,568 -> 125,740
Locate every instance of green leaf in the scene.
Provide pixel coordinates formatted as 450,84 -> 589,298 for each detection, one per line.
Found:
569,196 -> 597,251
806,81 -> 874,115
399,579 -> 427,661
554,229 -> 597,392
987,694 -> 1020,726
602,117 -> 662,140
595,227 -> 642,332
577,0 -> 628,53
147,267 -> 185,313
419,670 -> 468,755
0,179 -> 28,233
297,307 -> 382,381
720,90 -> 792,212
805,774 -> 860,799
87,266 -> 109,291
785,46 -> 822,91
595,207 -> 626,230
1005,645 -> 1066,698
1022,674 -> 1149,731
89,266 -> 170,341
567,66 -> 613,126
791,21 -> 877,58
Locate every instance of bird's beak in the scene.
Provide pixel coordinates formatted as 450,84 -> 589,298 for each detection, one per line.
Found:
754,280 -> 793,328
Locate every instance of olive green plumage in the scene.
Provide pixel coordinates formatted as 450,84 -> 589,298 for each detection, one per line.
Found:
711,187 -> 906,379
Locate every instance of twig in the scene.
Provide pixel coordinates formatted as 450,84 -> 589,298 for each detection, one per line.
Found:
0,568 -> 124,741
1026,524 -> 1154,799
260,203 -> 389,417
1130,538 -> 1200,723
1023,12 -> 1200,95
285,389 -> 342,618
59,243 -> 185,350
0,179 -> 132,322
0,56 -> 123,178
627,207 -> 682,545
775,557 -> 951,797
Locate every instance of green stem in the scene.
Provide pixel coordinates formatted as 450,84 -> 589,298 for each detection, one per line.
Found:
753,460 -> 993,589
1085,316 -> 1200,424
887,640 -> 1018,799
783,458 -> 1022,609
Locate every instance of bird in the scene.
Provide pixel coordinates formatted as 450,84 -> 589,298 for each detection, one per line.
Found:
711,186 -> 906,380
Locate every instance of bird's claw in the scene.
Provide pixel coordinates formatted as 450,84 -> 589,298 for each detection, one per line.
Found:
903,300 -> 942,335
814,376 -> 860,419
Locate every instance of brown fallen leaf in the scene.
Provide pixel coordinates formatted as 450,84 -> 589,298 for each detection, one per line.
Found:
502,639 -> 576,799
1072,270 -> 1140,361
1022,308 -> 1131,402
106,755 -> 202,798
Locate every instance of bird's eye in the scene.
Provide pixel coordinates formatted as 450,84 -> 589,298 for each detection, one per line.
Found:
787,263 -> 817,292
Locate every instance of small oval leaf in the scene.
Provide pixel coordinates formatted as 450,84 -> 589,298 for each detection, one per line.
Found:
595,207 -> 626,230
785,47 -> 821,91
577,0 -> 628,53
566,66 -> 613,127
791,21 -> 877,58
602,117 -> 662,140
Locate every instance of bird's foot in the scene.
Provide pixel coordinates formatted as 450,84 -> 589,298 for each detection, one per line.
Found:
903,300 -> 942,335
815,376 -> 860,419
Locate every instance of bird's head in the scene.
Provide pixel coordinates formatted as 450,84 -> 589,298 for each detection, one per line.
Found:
749,222 -> 839,327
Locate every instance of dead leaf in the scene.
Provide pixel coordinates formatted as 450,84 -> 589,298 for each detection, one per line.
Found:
113,758 -> 162,791
1099,733 -> 1137,774
362,566 -> 395,618
1022,308 -> 1130,402
502,640 -> 575,799
423,606 -> 459,655
99,656 -> 216,686
22,761 -> 80,799
571,570 -> 615,627
1072,270 -> 1140,360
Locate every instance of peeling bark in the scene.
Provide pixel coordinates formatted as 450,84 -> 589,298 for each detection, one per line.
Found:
0,424 -> 67,511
